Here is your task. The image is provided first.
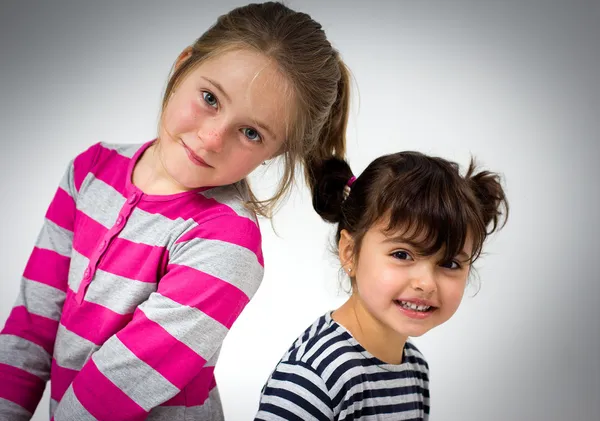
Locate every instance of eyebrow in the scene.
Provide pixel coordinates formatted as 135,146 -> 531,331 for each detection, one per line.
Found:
383,235 -> 471,262
202,76 -> 277,141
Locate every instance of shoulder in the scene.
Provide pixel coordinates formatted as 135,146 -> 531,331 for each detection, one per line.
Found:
280,313 -> 362,378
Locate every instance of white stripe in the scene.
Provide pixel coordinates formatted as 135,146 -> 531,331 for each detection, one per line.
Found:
92,336 -> 179,411
267,363 -> 332,416
0,334 -> 51,380
139,293 -> 228,360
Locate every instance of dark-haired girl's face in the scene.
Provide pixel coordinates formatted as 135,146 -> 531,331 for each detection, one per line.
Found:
347,221 -> 472,339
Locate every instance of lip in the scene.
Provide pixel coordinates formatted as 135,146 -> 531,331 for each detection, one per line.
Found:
182,141 -> 212,168
394,298 -> 438,320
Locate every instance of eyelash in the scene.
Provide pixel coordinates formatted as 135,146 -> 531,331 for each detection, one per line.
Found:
391,250 -> 462,270
200,90 -> 263,144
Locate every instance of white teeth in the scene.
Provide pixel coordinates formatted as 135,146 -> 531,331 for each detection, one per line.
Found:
399,301 -> 431,312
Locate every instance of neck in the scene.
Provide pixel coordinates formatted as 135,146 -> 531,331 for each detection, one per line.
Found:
332,293 -> 407,364
133,141 -> 188,195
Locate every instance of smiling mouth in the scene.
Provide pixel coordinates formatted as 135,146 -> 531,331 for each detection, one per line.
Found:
182,141 -> 212,168
394,300 -> 437,313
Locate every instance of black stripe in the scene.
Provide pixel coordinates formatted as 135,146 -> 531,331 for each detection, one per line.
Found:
340,384 -> 429,413
331,368 -> 429,407
339,401 -> 428,420
260,386 -> 330,421
269,364 -> 332,408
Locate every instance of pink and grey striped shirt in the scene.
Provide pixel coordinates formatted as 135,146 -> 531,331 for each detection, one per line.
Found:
0,141 -> 264,420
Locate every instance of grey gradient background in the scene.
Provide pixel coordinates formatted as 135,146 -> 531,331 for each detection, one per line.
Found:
1,0 -> 598,420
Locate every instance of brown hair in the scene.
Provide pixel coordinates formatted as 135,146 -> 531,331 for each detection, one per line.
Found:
161,2 -> 350,217
310,152 -> 509,264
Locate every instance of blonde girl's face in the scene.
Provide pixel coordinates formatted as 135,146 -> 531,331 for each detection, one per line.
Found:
157,48 -> 291,190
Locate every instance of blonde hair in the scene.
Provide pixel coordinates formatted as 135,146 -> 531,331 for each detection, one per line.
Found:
161,2 -> 350,218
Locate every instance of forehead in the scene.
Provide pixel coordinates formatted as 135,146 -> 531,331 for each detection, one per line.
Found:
187,49 -> 293,135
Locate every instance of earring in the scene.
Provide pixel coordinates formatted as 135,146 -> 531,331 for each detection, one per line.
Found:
346,266 -> 352,273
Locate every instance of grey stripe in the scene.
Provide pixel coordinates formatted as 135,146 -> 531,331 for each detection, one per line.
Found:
54,324 -> 99,370
76,176 -> 125,229
139,294 -> 228,360
0,397 -> 32,421
49,398 -> 58,419
67,249 -> 90,292
36,218 -> 73,257
84,269 -> 157,315
146,387 -> 222,421
0,334 -> 51,380
14,278 -> 66,321
100,141 -> 140,158
58,160 -> 77,201
51,385 -> 97,421
146,406 -> 185,421
119,206 -> 177,246
200,183 -> 257,223
92,336 -> 179,411
172,237 -> 263,299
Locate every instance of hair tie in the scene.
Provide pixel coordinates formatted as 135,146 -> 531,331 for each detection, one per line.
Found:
343,176 -> 356,200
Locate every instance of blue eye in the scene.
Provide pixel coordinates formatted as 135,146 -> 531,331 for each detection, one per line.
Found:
392,251 -> 413,261
202,91 -> 218,108
241,127 -> 262,143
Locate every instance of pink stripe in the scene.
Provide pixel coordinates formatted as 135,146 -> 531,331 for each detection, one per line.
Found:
1,306 -> 59,354
161,265 -> 249,329
73,143 -> 102,191
46,187 -> 76,232
135,193 -> 253,226
73,210 -> 168,283
72,210 -> 108,258
23,248 -> 70,292
50,359 -> 79,403
161,366 -> 215,406
61,290 -> 132,345
90,145 -> 131,196
117,310 -> 206,391
98,238 -> 168,283
176,216 -> 263,266
0,363 -> 45,413
72,359 -> 147,421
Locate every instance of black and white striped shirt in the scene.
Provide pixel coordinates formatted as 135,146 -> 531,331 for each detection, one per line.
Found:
255,311 -> 430,420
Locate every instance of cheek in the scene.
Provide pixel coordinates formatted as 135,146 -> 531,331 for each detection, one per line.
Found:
439,281 -> 467,315
164,96 -> 205,129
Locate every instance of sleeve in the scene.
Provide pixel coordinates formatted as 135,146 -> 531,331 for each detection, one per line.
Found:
255,360 -> 334,421
51,213 -> 264,421
0,143 -> 101,420
423,363 -> 430,420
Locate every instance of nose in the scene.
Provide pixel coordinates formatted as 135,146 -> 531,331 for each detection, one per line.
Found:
198,119 -> 226,153
410,263 -> 437,295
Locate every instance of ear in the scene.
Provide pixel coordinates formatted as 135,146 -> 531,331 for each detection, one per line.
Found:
338,229 -> 355,270
174,47 -> 194,72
